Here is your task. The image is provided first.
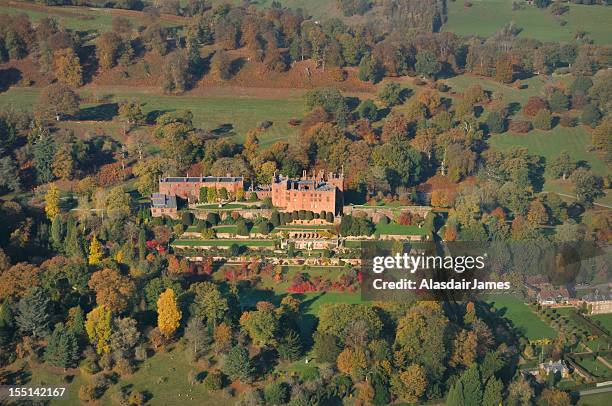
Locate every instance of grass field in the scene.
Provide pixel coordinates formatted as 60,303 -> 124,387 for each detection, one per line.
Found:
444,75 -> 544,105
578,392 -> 612,406
446,0 -> 612,45
485,294 -> 556,340
489,127 -> 611,205
0,87 -> 304,146
375,222 -> 429,236
590,314 -> 612,335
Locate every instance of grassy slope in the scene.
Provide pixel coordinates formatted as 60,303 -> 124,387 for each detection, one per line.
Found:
0,87 -> 304,146
485,294 -> 556,340
590,314 -> 612,334
445,0 -> 612,45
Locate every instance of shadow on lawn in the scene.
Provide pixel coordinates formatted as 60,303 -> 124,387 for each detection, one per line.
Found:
77,103 -> 119,121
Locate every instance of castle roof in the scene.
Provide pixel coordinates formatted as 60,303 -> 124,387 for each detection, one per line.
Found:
151,193 -> 177,209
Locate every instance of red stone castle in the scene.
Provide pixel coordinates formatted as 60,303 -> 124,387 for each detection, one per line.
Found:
271,170 -> 344,215
151,171 -> 344,217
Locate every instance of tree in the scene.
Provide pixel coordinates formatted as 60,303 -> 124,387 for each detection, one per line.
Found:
16,287 -> 50,339
190,282 -> 228,328
591,119 -> 611,156
88,268 -> 135,314
211,50 -> 232,80
357,99 -> 378,121
523,96 -> 547,117
223,345 -> 253,382
486,111 -> 505,133
163,50 -> 191,94
415,50 -> 440,79
337,347 -> 367,376
264,382 -> 289,405
157,288 -> 182,338
446,364 -> 483,406
53,48 -> 83,87
313,331 -> 341,363
36,83 -> 80,121
277,330 -> 302,361
236,219 -> 250,236
527,200 -> 549,225
45,323 -> 79,369
571,168 -> 604,207
118,100 -> 145,127
96,31 -> 123,69
184,317 -> 209,359
533,109 -> 553,130
548,151 -> 575,180
213,322 -> 232,354
240,307 -> 279,348
52,144 -> 75,180
482,377 -> 503,406
495,54 -> 513,83
581,104 -> 601,127
549,91 -> 569,112
539,388 -> 570,406
507,379 -> 534,406
392,364 -> 427,403
88,235 -> 103,265
377,82 -> 403,107
358,54 -> 383,83
45,184 -> 61,220
0,156 -> 20,192
110,317 -> 140,359
85,305 -> 112,354
105,186 -> 132,214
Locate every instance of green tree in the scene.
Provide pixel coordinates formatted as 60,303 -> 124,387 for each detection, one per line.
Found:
482,377 -> 503,406
415,50 -> 440,78
110,317 -> 140,359
581,104 -> 601,127
313,331 -> 341,363
0,156 -> 20,192
16,287 -> 50,339
357,99 -> 378,121
138,229 -> 147,261
533,109 -> 553,130
264,382 -> 289,405
358,54 -> 383,83
571,168 -> 604,207
44,323 -> 79,369
236,219 -> 250,236
277,330 -> 302,361
547,151 -> 575,180
190,282 -> 228,328
240,307 -> 279,348
486,111 -> 505,133
549,91 -> 569,112
377,82 -> 403,107
33,129 -> 56,183
223,346 -> 253,382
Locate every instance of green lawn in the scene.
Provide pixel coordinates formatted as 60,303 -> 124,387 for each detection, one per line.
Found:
444,75 -> 544,106
446,0 -> 612,45
195,203 -> 250,209
579,392 -> 612,406
375,222 -> 429,236
485,294 -> 556,340
212,225 -> 238,233
172,239 -> 276,247
590,314 -> 612,335
275,224 -> 335,231
489,127 -> 611,205
575,356 -> 612,379
0,87 -> 304,146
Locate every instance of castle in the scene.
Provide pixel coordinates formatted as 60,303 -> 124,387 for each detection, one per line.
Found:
271,170 -> 344,215
151,171 -> 344,218
151,175 -> 244,219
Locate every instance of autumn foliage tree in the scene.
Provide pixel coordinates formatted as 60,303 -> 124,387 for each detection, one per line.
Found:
35,83 -> 80,121
157,288 -> 181,338
522,96 -> 548,117
88,268 -> 135,314
53,48 -> 83,87
44,184 -> 61,220
85,305 -> 112,354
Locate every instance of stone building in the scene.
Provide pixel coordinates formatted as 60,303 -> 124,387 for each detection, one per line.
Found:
158,175 -> 244,202
271,170 -> 344,215
151,193 -> 178,219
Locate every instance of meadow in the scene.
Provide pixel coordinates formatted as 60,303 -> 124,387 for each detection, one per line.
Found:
590,314 -> 612,335
445,0 -> 612,45
485,294 -> 556,340
0,86 -> 304,146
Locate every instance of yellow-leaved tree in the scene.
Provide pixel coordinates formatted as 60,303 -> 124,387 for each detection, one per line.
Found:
45,184 -> 61,220
85,305 -> 112,354
157,288 -> 181,338
88,235 -> 103,265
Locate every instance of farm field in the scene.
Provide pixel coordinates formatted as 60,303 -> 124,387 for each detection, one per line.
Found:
485,294 -> 556,340
445,0 -> 612,45
0,86 -> 304,146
